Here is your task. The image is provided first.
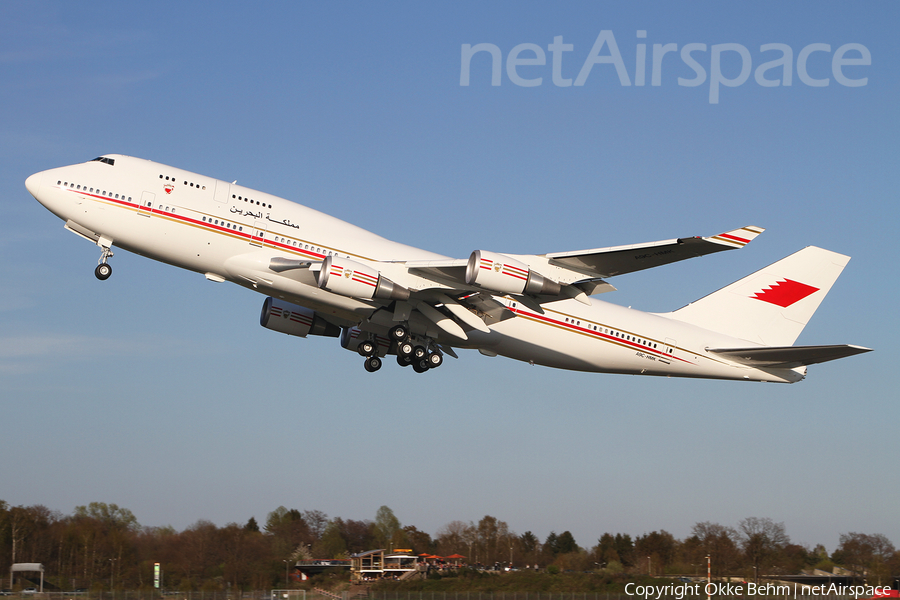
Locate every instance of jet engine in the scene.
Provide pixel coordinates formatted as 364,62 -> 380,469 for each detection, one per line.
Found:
317,256 -> 410,301
260,297 -> 340,337
465,250 -> 561,296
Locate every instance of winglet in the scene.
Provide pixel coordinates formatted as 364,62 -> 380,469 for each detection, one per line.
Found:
706,226 -> 765,249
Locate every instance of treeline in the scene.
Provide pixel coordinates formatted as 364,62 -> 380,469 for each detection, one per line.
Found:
1,501 -> 897,591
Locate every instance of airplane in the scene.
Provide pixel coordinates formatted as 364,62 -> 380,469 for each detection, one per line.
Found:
25,154 -> 871,382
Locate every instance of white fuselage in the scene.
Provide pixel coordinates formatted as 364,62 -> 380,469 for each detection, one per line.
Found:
26,155 -> 802,383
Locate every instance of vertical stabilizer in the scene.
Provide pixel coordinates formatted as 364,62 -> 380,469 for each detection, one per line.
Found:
663,246 -> 849,346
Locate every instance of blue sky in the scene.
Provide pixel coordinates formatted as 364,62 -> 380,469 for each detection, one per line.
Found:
2,1 -> 897,556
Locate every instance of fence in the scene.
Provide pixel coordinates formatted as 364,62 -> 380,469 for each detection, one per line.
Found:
365,593 -> 870,600
0,592 -> 871,600
0,593 -> 335,600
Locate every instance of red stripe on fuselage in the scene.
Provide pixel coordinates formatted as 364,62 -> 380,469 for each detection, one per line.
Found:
509,305 -> 694,365
64,186 -> 334,261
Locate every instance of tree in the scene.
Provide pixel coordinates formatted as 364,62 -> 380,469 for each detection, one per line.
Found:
635,530 -> 677,574
544,532 -> 559,558
315,519 -> 348,558
218,522 -> 271,589
614,533 -> 635,567
70,503 -> 139,589
264,507 -> 297,535
264,507 -> 312,558
516,531 -> 541,567
675,534 -> 705,575
434,520 -> 472,558
373,506 -> 402,550
519,531 -> 539,554
474,515 -> 510,565
556,531 -> 579,555
781,543 -> 814,574
833,533 -> 896,585
303,510 -> 329,540
339,519 -> 375,554
402,525 -> 433,555
175,520 -> 220,589
738,517 -> 789,581
73,503 -> 139,531
593,533 -> 620,566
692,522 -> 740,577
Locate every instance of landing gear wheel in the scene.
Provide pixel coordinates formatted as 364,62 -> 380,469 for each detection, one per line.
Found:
398,341 -> 414,357
389,325 -> 408,342
426,352 -> 443,368
95,263 -> 112,280
397,354 -> 412,367
412,359 -> 429,373
95,245 -> 114,280
413,345 -> 427,360
358,340 -> 376,357
364,356 -> 382,372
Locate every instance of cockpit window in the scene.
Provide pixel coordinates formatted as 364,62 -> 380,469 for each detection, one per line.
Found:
91,156 -> 115,166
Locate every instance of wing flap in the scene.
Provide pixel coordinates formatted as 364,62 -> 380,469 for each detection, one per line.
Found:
405,259 -> 468,285
708,344 -> 872,368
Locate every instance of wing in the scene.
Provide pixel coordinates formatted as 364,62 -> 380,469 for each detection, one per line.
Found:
261,226 -> 764,344
543,225 -> 765,278
392,226 -> 766,338
404,225 -> 764,292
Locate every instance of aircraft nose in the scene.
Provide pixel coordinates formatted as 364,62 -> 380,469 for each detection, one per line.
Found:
25,171 -> 43,198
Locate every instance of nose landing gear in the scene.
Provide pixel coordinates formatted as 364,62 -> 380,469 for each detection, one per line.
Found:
95,245 -> 114,280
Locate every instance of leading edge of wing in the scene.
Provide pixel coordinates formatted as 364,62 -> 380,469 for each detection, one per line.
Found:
543,225 -> 765,278
708,344 -> 872,369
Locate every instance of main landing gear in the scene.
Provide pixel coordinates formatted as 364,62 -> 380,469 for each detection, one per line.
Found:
357,338 -> 383,372
363,356 -> 383,373
357,325 -> 445,374
94,245 -> 114,280
391,325 -> 443,375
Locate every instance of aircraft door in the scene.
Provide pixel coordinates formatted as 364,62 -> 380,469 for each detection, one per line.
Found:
213,181 -> 229,203
250,220 -> 267,247
138,191 -> 155,217
663,338 -> 676,362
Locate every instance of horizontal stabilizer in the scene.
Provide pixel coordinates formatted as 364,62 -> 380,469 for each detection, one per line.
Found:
709,344 -> 872,369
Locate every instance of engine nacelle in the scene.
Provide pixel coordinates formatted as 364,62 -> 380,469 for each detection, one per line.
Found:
465,250 -> 561,296
260,297 -> 340,338
317,256 -> 410,301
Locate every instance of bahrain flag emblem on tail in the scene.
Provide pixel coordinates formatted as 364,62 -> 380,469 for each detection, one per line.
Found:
751,279 -> 820,308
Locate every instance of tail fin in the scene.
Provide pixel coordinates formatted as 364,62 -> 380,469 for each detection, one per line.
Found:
664,246 -> 850,346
